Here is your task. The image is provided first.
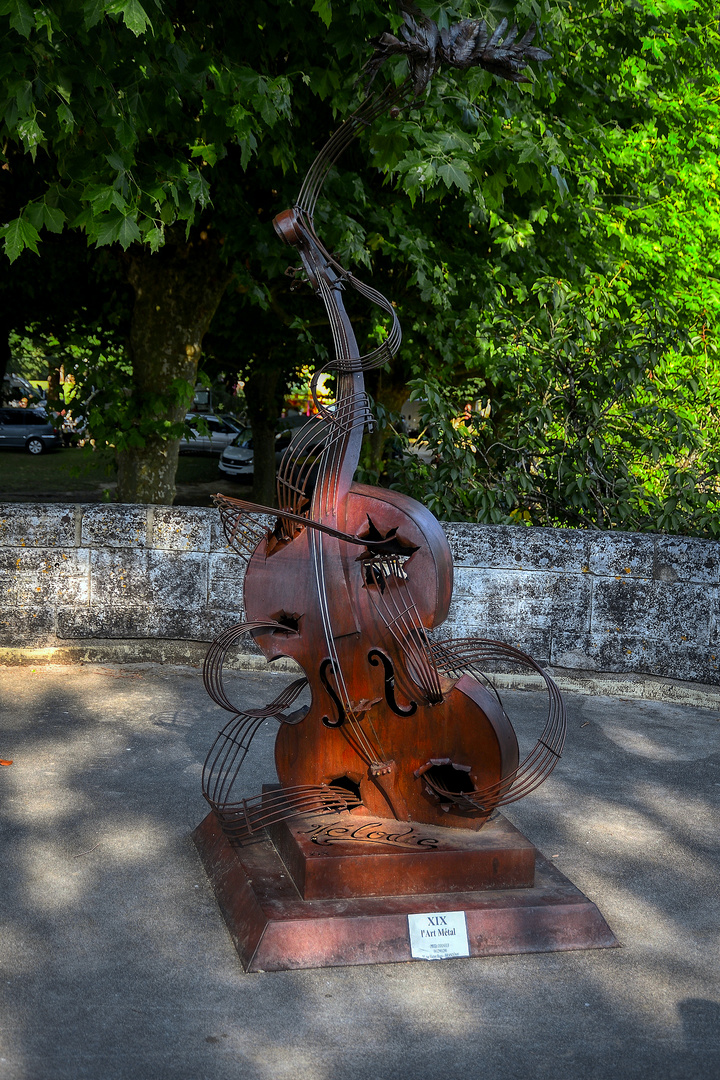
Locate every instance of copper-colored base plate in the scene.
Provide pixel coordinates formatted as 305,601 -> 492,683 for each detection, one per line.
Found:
268,810 -> 536,899
192,811 -> 618,972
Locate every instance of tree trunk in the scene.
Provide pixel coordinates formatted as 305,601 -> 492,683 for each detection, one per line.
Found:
244,352 -> 287,507
116,235 -> 231,504
0,314 -> 11,400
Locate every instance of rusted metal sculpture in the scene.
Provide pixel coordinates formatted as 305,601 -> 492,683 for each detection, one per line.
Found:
200,12 -> 565,847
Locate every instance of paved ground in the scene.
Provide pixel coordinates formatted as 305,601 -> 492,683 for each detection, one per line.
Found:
0,663 -> 719,1080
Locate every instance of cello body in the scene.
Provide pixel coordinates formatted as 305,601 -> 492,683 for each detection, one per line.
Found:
243,482 -> 519,830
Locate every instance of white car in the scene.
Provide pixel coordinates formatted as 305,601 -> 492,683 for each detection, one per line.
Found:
218,416 -> 321,482
218,426 -> 302,482
180,413 -> 244,454
218,427 -> 255,480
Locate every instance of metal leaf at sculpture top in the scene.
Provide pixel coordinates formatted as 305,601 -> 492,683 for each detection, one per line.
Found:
200,7 -> 565,846
364,3 -> 551,97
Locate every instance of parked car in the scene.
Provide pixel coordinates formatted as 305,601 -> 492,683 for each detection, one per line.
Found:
0,407 -> 63,454
2,372 -> 41,406
218,415 -> 320,482
179,413 -> 244,454
217,427 -> 255,481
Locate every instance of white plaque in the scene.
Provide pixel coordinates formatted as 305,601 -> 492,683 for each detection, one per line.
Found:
407,910 -> 469,960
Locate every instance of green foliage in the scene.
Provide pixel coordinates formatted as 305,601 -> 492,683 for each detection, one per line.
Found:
9,329 -> 54,380
347,0 -> 720,538
2,0 -> 719,531
68,346 -> 195,452
390,274 -> 720,535
0,0 -> 339,259
9,321 -> 198,454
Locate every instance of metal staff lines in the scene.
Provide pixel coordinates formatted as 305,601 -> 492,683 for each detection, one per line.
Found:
310,527 -> 387,768
363,555 -> 445,704
428,638 -> 567,807
200,623 -> 368,836
296,84 -> 403,220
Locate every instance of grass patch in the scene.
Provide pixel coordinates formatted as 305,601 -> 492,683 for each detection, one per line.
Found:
0,447 -> 223,496
175,454 -> 224,484
0,445 -> 116,494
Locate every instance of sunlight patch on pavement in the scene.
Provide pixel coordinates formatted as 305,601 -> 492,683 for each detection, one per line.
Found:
593,725 -> 706,762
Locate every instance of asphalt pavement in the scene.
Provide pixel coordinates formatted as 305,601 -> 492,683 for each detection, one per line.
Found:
1,663 -> 719,1080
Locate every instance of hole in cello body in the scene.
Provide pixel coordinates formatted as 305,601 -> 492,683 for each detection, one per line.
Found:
327,775 -> 362,810
425,761 -> 475,795
271,610 -> 302,633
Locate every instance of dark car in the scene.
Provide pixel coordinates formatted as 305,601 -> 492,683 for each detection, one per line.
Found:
0,407 -> 63,454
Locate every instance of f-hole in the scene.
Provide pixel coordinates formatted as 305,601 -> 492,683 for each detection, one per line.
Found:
368,649 -> 417,717
319,658 -> 345,727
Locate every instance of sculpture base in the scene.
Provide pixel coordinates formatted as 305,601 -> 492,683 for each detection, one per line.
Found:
267,810 -> 536,899
192,811 -> 618,972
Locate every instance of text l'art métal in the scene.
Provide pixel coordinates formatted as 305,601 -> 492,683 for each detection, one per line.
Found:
420,915 -> 457,939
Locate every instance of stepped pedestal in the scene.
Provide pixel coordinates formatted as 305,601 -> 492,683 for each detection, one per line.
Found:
193,808 -> 617,972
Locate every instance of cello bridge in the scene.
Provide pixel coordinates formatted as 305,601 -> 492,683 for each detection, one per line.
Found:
370,761 -> 394,777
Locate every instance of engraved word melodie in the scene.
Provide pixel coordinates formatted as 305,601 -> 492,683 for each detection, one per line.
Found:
302,820 -> 440,849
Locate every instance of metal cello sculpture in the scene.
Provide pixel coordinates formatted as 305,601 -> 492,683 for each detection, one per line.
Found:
201,16 -> 566,845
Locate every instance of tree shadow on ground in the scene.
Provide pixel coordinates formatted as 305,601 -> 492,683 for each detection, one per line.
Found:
0,669 -> 718,1080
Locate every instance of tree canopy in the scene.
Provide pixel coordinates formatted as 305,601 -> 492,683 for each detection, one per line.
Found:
1,0 -> 718,532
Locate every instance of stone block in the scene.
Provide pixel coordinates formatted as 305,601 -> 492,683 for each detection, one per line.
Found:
0,548 -> 88,576
496,626 -> 553,664
210,512 -> 232,552
0,606 -> 55,645
654,582 -> 715,645
583,633 -> 658,676
465,567 -> 522,620
592,578 -> 713,644
444,566 -> 591,638
443,568 -> 518,640
587,533 -> 655,579
650,641 -> 720,684
81,505 -> 148,548
0,504 -> 76,548
591,578 -> 655,637
152,506 -> 212,552
203,609 -> 247,642
1,549 -> 89,605
654,536 -> 720,584
57,605 -> 243,642
711,598 -> 720,649
550,634 -> 599,671
428,623 -> 552,668
89,549 -> 207,610
208,551 -> 246,609
443,523 -> 588,573
441,523 -> 502,567
515,572 -> 592,633
438,607 -> 487,640
57,606 -> 133,639
581,634 -> 720,684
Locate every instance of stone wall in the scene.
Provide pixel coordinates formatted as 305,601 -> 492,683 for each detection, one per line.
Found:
441,523 -> 718,686
1,503 -> 718,689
